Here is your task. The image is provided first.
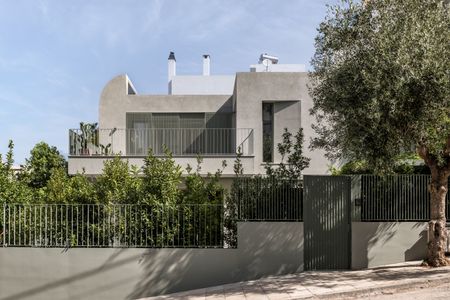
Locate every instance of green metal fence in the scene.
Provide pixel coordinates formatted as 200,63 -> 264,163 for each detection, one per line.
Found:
304,175 -> 351,270
2,204 -> 224,248
235,177 -> 303,221
360,174 -> 450,221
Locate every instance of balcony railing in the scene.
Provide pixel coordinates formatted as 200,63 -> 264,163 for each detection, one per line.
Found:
69,128 -> 254,157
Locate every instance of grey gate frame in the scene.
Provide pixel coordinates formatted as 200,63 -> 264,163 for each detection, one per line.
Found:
303,175 -> 351,270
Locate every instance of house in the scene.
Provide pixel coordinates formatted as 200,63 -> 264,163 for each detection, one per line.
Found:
68,52 -> 329,177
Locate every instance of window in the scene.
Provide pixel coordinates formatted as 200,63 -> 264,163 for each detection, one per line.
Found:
125,112 -> 233,155
262,103 -> 274,162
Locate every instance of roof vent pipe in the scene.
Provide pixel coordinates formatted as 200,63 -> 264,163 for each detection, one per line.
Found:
202,54 -> 210,76
168,51 -> 176,83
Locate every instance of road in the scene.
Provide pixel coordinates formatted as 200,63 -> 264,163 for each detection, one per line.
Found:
355,282 -> 450,300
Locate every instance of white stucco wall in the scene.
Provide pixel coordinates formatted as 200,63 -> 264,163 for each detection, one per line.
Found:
170,75 -> 235,95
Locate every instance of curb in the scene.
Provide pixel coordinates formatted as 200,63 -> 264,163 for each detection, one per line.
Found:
305,274 -> 450,299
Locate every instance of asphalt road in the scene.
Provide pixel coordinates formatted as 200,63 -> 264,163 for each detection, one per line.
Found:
355,282 -> 450,300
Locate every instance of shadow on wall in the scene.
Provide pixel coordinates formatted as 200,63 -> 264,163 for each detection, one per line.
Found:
405,227 -> 428,261
1,222 -> 303,300
352,222 -> 427,269
1,248 -> 140,300
127,222 -> 303,299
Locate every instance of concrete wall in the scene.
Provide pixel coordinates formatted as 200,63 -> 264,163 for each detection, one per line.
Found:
99,75 -> 232,130
170,75 -> 235,95
0,222 -> 304,300
69,72 -> 333,176
234,72 -> 330,175
351,222 -> 428,269
68,156 -> 255,177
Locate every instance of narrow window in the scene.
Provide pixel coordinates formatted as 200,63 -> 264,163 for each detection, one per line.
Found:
262,103 -> 274,162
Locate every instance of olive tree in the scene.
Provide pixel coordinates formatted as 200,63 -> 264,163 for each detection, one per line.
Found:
310,0 -> 449,266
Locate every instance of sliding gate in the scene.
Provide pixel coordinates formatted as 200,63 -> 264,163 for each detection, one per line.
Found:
303,176 -> 351,270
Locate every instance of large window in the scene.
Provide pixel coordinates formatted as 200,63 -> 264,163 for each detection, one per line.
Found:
126,112 -> 233,155
262,103 -> 274,162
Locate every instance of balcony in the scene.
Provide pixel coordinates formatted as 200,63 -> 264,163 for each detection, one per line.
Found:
69,128 -> 254,157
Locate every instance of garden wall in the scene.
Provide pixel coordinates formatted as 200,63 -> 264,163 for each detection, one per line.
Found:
0,222 -> 304,300
351,222 -> 428,269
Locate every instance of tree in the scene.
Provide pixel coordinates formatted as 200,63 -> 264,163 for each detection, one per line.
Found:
183,156 -> 227,205
0,140 -> 34,205
224,148 -> 244,247
140,148 -> 182,206
309,0 -> 450,266
265,128 -> 311,179
22,142 -> 67,189
332,153 -> 430,175
95,156 -> 141,204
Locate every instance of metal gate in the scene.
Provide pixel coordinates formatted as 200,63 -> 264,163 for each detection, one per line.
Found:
304,176 -> 351,270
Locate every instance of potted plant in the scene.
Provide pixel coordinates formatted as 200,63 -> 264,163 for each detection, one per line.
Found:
100,143 -> 112,155
77,122 -> 98,155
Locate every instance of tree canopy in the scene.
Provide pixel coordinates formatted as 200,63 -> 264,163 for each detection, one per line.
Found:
310,0 -> 449,173
310,0 -> 450,266
22,142 -> 67,188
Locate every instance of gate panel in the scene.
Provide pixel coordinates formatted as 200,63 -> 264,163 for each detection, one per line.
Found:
304,176 -> 351,270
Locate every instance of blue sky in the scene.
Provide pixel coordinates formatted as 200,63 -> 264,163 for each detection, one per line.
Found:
0,0 -> 338,164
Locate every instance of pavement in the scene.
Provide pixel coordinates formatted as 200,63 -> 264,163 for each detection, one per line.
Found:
139,261 -> 450,299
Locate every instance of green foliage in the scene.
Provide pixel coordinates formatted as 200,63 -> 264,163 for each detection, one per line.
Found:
265,128 -> 310,179
0,141 -> 34,205
95,156 -> 141,204
22,142 -> 67,189
310,0 -> 450,173
1,141 -> 229,247
45,167 -> 71,203
224,150 -> 244,247
45,168 -> 97,204
77,122 -> 98,152
183,156 -> 227,205
140,147 -> 182,206
331,150 -> 432,175
332,159 -> 431,175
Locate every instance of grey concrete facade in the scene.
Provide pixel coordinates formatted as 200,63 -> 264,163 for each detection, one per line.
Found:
68,56 -> 332,176
68,156 -> 255,177
234,72 -> 328,175
0,222 -> 304,300
351,222 -> 428,269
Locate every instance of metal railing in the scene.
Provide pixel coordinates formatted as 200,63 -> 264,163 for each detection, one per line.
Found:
360,174 -> 450,221
69,128 -> 254,157
234,177 -> 303,221
2,204 -> 224,248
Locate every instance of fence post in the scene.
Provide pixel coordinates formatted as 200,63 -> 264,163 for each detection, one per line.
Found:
351,175 -> 362,222
2,203 -> 6,247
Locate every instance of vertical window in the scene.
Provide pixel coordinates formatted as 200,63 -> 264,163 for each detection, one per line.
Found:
262,103 -> 274,162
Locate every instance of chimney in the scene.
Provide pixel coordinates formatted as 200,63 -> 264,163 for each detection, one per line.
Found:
168,51 -> 176,83
202,54 -> 210,76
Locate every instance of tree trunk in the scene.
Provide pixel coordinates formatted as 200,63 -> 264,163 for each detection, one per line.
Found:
426,167 -> 450,267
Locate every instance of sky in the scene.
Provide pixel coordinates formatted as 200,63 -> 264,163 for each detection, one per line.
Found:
0,0 -> 338,164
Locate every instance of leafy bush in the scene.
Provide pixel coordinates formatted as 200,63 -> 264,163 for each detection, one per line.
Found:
95,156 -> 141,204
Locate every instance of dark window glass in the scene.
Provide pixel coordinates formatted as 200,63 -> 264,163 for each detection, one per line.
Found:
262,103 -> 273,162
